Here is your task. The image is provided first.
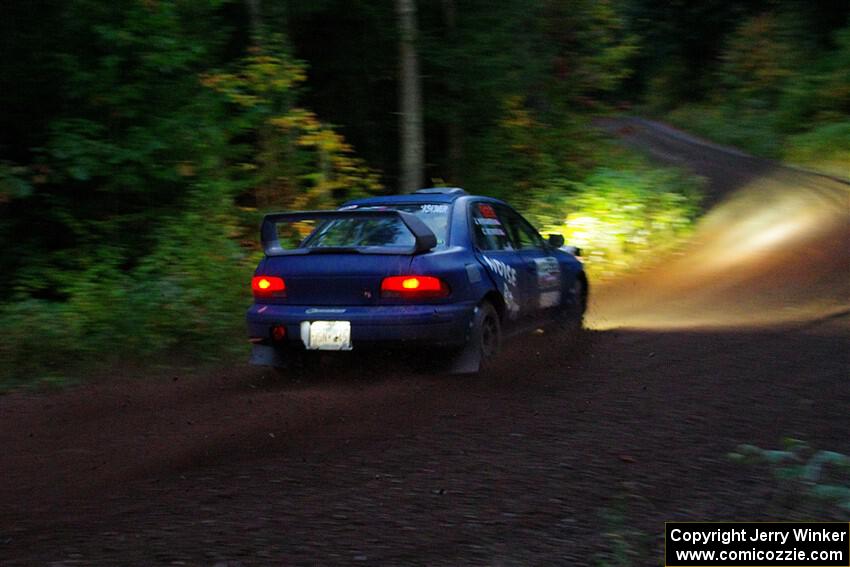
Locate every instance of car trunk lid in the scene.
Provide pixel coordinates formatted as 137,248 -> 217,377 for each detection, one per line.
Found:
260,254 -> 413,306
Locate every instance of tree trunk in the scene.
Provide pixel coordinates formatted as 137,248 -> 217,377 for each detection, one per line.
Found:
396,0 -> 425,193
442,0 -> 463,185
246,0 -> 262,44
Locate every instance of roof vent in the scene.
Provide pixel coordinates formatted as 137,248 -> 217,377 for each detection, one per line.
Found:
413,187 -> 468,196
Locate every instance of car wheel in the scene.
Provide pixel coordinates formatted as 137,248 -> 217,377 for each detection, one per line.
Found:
449,301 -> 501,374
478,302 -> 502,361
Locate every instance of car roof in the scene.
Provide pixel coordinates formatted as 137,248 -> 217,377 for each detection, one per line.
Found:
343,187 -> 505,207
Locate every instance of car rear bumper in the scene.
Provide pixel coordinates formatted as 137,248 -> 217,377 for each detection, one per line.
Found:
246,301 -> 477,350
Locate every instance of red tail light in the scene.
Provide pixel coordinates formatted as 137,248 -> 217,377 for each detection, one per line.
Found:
252,275 -> 286,298
271,324 -> 287,341
381,275 -> 450,298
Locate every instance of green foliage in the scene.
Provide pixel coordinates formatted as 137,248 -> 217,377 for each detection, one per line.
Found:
657,12 -> 800,159
0,300 -> 80,389
126,186 -> 251,352
642,59 -> 692,114
594,505 -> 646,566
456,86 -> 704,281
465,96 -> 576,204
0,186 -> 252,389
729,439 -> 850,518
202,44 -> 382,211
525,155 -> 704,279
0,163 -> 33,210
0,2 -> 380,388
667,105 -> 783,159
784,121 -> 850,178
592,489 -> 654,567
776,25 -> 850,133
540,0 -> 640,98
647,9 -> 850,174
717,13 -> 794,108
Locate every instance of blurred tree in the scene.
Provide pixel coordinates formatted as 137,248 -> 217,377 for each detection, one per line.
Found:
441,0 -> 463,185
202,44 -> 381,211
280,1 -> 399,185
0,0 -> 381,383
1,0 -> 233,296
395,0 -> 425,192
623,0 -> 850,109
777,22 -> 850,131
276,0 -> 636,193
621,0 -> 757,106
246,0 -> 262,39
718,13 -> 793,107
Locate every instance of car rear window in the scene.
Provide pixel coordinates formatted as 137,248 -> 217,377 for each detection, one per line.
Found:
301,203 -> 451,249
302,216 -> 415,248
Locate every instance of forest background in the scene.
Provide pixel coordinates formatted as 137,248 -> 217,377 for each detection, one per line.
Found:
0,0 -> 847,387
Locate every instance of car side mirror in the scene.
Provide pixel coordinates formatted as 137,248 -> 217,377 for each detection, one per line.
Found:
548,234 -> 565,248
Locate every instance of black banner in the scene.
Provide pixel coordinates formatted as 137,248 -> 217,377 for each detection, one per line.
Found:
665,522 -> 850,566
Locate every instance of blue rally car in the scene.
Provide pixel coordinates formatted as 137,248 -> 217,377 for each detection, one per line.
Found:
246,188 -> 587,373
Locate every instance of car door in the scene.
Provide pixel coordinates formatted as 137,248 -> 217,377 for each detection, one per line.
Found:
468,201 -> 530,324
499,206 -> 564,319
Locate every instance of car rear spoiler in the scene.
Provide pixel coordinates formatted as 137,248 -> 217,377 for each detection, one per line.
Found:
260,209 -> 438,256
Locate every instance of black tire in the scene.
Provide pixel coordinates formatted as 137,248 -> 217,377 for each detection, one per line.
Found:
477,301 -> 502,363
449,301 -> 501,374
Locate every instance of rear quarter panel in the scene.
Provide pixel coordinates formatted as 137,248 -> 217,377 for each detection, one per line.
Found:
408,247 -> 492,305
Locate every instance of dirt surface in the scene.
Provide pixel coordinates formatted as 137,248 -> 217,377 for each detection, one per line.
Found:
1,118 -> 848,566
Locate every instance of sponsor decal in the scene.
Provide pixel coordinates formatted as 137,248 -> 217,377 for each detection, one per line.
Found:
503,282 -> 520,318
478,203 -> 498,219
539,290 -> 561,309
534,257 -> 561,289
420,204 -> 448,214
481,255 -> 518,287
482,228 -> 506,236
474,217 -> 502,226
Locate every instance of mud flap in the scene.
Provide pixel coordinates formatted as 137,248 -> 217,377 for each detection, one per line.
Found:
249,344 -> 286,367
448,306 -> 482,374
448,341 -> 481,374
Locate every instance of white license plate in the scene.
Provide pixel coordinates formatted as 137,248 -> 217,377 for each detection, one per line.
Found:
300,321 -> 352,351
